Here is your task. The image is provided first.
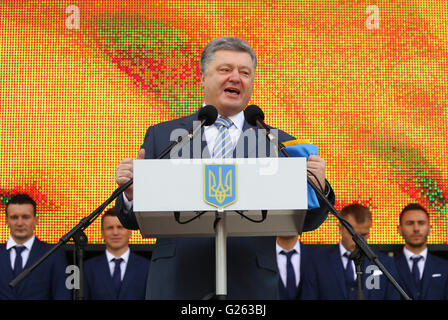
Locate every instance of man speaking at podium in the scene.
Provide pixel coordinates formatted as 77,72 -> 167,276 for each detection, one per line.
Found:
115,37 -> 335,299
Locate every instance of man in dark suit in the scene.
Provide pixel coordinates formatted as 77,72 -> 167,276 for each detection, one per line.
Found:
84,207 -> 150,300
276,236 -> 315,300
395,203 -> 448,300
300,203 -> 400,300
0,193 -> 70,300
115,37 -> 335,299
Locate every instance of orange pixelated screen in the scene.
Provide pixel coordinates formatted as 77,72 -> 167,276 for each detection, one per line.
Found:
0,1 -> 447,245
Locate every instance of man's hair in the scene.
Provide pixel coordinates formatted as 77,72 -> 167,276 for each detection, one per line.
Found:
200,37 -> 257,73
101,206 -> 117,230
399,203 -> 429,224
340,203 -> 372,224
5,193 -> 37,216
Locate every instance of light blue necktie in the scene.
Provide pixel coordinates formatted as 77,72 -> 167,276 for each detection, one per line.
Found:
212,117 -> 233,158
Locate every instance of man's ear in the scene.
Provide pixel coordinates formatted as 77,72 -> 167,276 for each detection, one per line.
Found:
200,72 -> 205,89
397,225 -> 402,237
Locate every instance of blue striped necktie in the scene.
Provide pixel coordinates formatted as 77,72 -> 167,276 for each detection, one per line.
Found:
213,117 -> 233,158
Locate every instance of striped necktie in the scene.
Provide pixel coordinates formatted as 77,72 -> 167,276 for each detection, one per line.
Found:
212,117 -> 233,158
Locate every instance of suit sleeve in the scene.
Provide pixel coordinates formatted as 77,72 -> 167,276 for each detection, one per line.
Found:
276,129 -> 334,232
299,252 -> 320,300
303,183 -> 335,232
116,125 -> 156,231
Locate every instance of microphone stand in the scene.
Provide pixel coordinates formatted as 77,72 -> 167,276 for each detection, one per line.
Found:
9,118 -> 211,298
277,142 -> 411,300
349,246 -> 365,300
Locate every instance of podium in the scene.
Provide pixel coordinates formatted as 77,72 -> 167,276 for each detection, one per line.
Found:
133,157 -> 309,298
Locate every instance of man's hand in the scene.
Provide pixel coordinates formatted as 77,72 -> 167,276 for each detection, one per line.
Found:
115,148 -> 146,201
307,155 -> 326,192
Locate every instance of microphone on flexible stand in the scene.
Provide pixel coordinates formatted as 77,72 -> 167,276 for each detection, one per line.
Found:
9,105 -> 219,291
244,104 -> 290,157
243,104 -> 412,300
121,104 -> 218,190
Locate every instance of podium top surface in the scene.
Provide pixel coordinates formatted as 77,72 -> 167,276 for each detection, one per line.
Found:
133,157 -> 308,212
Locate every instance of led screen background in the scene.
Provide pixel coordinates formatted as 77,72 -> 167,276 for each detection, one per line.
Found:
0,1 -> 447,245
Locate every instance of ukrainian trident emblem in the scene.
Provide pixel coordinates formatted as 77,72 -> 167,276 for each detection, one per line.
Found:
204,164 -> 237,208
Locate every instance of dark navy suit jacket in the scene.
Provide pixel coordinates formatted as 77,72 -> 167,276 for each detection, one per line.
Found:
300,244 -> 401,300
116,111 -> 335,299
394,251 -> 448,300
278,242 -> 315,300
84,251 -> 150,300
0,238 -> 70,300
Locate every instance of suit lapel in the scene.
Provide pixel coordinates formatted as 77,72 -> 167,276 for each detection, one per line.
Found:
100,254 -> 118,298
232,120 -> 258,158
24,238 -> 43,269
297,242 -> 308,298
200,126 -> 211,158
119,252 -> 135,299
395,252 -> 418,299
361,258 -> 371,299
420,253 -> 433,299
177,111 -> 211,159
15,238 -> 43,297
330,245 -> 348,299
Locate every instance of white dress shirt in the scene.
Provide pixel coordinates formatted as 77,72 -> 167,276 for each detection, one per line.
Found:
6,235 -> 35,269
339,242 -> 357,280
276,240 -> 301,287
123,108 -> 245,209
403,247 -> 427,279
105,248 -> 130,281
203,110 -> 245,156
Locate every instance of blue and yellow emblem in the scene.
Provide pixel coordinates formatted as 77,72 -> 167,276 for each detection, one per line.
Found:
204,164 -> 237,208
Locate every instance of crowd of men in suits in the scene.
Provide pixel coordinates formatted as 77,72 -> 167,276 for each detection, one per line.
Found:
1,193 -> 447,300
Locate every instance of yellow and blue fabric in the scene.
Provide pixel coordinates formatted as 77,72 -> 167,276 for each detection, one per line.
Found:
283,139 -> 320,209
212,117 -> 234,159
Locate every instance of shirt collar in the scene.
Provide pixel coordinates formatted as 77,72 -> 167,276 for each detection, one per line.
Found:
225,110 -> 245,131
276,239 -> 301,255
403,246 -> 427,262
6,235 -> 35,251
106,248 -> 130,264
338,241 -> 351,259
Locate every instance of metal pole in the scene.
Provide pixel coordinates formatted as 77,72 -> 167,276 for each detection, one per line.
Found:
215,211 -> 227,299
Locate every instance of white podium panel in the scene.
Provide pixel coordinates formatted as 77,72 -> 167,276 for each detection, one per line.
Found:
133,157 -> 308,237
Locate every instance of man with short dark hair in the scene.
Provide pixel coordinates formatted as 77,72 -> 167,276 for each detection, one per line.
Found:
0,193 -> 70,300
395,203 -> 448,300
300,203 -> 400,300
84,207 -> 150,299
114,36 -> 335,299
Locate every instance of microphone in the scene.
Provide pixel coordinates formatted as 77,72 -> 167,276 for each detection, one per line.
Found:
187,104 -> 218,140
118,105 -> 218,191
244,104 -> 290,157
244,106 -> 411,300
198,104 -> 219,126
